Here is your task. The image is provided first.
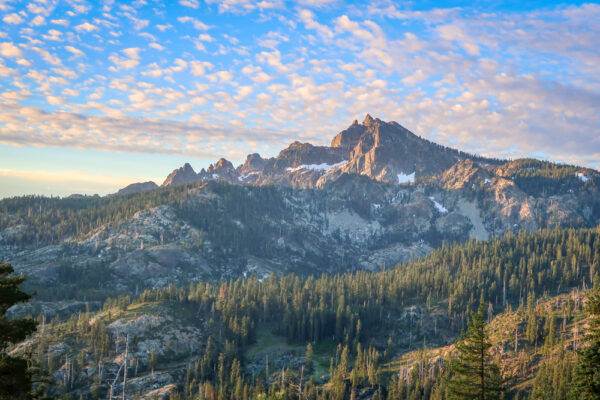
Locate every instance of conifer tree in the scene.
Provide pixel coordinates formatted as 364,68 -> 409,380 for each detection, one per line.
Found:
0,262 -> 38,400
569,289 -> 600,399
444,303 -> 503,400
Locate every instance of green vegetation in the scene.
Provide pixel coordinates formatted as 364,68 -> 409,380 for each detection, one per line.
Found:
496,159 -> 598,197
445,303 -> 503,400
0,262 -> 40,400
5,224 -> 600,399
569,289 -> 600,399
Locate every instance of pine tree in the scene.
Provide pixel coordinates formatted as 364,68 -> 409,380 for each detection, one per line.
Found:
444,303 -> 503,400
569,289 -> 600,399
0,262 -> 38,400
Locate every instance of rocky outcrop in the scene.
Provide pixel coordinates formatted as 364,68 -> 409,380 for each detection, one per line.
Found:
238,153 -> 267,174
255,141 -> 349,187
200,158 -> 238,182
438,159 -> 493,191
162,163 -> 199,186
330,119 -> 366,148
332,114 -> 465,184
117,181 -> 158,195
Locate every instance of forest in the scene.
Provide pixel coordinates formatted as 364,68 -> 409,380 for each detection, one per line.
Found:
3,225 -> 600,399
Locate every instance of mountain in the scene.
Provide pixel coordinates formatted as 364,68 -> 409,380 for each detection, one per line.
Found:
3,115 -> 598,309
4,115 -> 600,399
125,114 -> 506,193
161,162 -> 199,186
116,181 -> 158,195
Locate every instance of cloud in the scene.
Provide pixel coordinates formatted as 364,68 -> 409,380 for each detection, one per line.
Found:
0,42 -> 23,57
401,69 -> 427,86
178,16 -> 211,30
46,95 -> 66,105
180,0 -> 200,8
298,9 -> 333,40
149,42 -> 165,51
65,45 -> 84,57
109,48 -> 141,71
205,0 -> 284,14
0,103 -> 292,160
3,13 -> 24,24
51,19 -> 69,26
30,15 -> 45,26
75,22 -> 99,32
437,25 -> 480,56
190,60 -> 213,76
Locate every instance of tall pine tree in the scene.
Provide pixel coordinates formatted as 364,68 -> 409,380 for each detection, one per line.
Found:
444,303 -> 503,400
0,262 -> 38,400
569,288 -> 600,399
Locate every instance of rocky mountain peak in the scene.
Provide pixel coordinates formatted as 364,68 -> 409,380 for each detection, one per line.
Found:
211,158 -> 234,171
162,163 -> 199,186
363,113 -> 376,126
238,153 -> 266,174
202,158 -> 238,181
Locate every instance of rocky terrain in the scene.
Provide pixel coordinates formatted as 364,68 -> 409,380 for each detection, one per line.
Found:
2,115 -> 599,318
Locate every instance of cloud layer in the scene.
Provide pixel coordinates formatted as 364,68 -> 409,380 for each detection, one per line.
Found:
0,0 -> 598,172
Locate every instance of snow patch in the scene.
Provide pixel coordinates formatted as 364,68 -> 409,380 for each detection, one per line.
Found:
212,174 -> 219,179
429,197 -> 448,213
238,171 -> 259,181
576,172 -> 588,182
287,160 -> 347,173
397,172 -> 415,184
484,178 -> 491,184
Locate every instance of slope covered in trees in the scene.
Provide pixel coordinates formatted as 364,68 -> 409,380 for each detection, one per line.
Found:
9,225 -> 600,399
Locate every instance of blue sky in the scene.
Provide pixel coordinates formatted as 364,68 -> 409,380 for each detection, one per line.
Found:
0,0 -> 599,197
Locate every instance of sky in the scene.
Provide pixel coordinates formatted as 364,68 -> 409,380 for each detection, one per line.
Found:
0,0 -> 599,197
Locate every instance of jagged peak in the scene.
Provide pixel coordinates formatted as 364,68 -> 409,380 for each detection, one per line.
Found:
363,113 -> 374,126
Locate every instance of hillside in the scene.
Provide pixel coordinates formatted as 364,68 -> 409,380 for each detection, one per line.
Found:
9,226 -> 600,399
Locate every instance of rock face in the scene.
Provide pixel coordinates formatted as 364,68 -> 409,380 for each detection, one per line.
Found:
238,153 -> 267,174
117,181 -> 158,195
200,158 -> 238,181
157,115 -> 495,190
332,114 -> 466,184
162,163 -> 199,186
237,153 -> 268,184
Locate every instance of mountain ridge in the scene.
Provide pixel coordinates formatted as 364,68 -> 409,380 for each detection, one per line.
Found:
127,115 -> 517,194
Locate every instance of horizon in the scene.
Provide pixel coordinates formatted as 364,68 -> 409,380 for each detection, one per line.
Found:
1,0 -> 599,197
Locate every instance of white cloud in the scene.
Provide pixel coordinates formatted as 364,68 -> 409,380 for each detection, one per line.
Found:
75,22 -> 99,32
0,42 -> 23,57
65,45 -> 84,57
298,9 -> 333,40
46,95 -> 66,105
180,0 -> 200,8
62,88 -> 80,96
178,16 -> 211,30
42,29 -> 62,40
30,15 -> 45,26
401,69 -> 427,86
122,47 -> 141,59
190,60 -> 213,76
149,42 -> 165,51
3,13 -> 24,24
51,19 -> 69,26
205,0 -> 284,14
